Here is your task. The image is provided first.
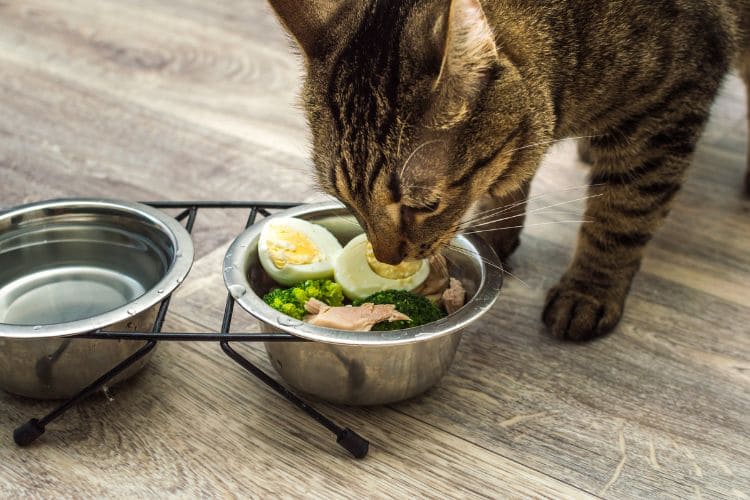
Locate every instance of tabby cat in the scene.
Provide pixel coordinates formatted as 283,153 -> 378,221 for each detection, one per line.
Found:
267,0 -> 750,340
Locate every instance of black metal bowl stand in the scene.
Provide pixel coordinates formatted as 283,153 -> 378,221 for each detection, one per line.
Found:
11,201 -> 369,459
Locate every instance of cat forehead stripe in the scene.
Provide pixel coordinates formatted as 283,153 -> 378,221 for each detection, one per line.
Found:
326,1 -> 412,197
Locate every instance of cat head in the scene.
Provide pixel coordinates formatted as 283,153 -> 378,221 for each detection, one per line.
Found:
269,0 -> 546,264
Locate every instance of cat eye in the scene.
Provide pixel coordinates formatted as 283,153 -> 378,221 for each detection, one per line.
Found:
421,200 -> 440,212
403,200 -> 440,214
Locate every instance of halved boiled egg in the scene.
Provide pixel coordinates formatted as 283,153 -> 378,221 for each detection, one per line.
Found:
334,233 -> 430,300
258,217 -> 343,286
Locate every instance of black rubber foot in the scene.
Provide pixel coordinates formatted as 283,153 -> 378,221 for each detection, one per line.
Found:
14,419 -> 45,446
337,428 -> 369,459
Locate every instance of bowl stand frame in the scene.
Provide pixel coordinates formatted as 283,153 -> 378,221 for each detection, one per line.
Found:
9,201 -> 368,459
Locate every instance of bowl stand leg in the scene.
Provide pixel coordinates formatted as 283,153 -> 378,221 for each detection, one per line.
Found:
219,340 -> 369,459
218,296 -> 369,459
13,340 -> 157,446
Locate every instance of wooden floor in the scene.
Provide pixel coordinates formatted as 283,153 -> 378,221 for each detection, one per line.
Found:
0,1 -> 748,498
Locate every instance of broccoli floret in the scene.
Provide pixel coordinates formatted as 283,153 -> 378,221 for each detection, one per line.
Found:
353,290 -> 445,331
263,288 -> 306,319
297,279 -> 344,306
263,279 -> 344,320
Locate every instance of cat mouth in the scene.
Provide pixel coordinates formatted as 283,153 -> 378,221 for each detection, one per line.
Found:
368,240 -> 407,266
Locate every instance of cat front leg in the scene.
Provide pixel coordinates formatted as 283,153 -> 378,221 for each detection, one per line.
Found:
543,103 -> 713,340
473,181 -> 531,262
577,138 -> 593,165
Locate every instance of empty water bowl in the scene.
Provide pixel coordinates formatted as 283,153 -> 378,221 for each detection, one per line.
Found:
0,199 -> 193,399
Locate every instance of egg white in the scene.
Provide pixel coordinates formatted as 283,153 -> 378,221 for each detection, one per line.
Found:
258,218 -> 342,287
334,233 -> 430,301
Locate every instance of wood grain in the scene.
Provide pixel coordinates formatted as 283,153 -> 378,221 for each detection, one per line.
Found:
0,315 -> 592,498
0,0 -> 748,498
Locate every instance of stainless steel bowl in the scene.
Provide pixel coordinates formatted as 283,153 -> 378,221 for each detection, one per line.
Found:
0,199 -> 194,399
223,202 -> 503,405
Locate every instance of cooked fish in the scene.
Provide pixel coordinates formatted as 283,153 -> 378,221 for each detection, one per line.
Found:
441,278 -> 466,315
304,298 -> 411,331
414,254 -> 450,301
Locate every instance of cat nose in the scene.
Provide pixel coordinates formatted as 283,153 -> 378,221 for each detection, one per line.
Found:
371,239 -> 406,265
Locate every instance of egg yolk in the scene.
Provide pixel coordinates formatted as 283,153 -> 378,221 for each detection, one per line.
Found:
365,242 -> 421,279
267,226 -> 322,269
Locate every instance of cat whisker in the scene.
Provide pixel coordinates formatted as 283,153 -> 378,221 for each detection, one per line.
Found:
452,211 -> 530,232
444,243 -> 505,272
460,219 -> 593,236
445,243 -> 530,288
455,211 -> 594,232
460,183 -> 603,227
523,193 -> 602,216
458,193 -> 603,230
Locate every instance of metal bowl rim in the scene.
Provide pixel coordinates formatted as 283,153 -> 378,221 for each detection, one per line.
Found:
223,201 -> 503,346
0,198 -> 194,339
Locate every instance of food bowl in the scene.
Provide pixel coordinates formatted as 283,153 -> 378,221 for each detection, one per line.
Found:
223,202 -> 503,405
0,199 -> 193,399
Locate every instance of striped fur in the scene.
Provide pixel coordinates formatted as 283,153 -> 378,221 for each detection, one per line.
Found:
269,0 -> 750,340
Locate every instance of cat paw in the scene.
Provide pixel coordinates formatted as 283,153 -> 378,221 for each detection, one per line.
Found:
542,276 -> 625,341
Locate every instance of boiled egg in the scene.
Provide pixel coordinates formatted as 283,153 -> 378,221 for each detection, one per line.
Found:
258,217 -> 343,286
334,233 -> 430,300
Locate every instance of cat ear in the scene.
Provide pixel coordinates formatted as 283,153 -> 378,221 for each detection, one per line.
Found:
267,0 -> 344,59
430,0 -> 499,125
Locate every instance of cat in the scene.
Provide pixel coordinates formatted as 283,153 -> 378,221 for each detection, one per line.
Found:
267,0 -> 750,340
